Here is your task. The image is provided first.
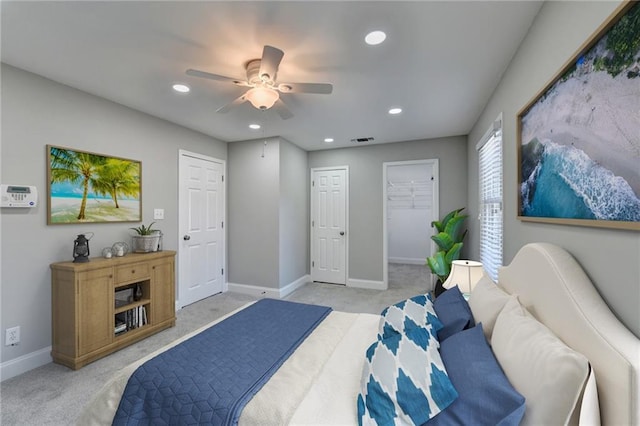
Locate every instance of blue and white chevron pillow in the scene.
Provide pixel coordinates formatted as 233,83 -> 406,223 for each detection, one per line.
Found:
379,294 -> 443,340
357,326 -> 458,425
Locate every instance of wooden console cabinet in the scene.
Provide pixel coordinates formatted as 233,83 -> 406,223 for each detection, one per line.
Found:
50,250 -> 176,370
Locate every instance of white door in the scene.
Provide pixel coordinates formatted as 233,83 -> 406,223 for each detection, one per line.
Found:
311,167 -> 348,285
179,150 -> 225,307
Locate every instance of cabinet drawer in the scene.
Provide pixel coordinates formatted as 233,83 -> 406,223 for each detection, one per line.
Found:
115,263 -> 150,284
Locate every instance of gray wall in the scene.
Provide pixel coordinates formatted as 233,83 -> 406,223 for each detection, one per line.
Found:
278,139 -> 309,286
466,1 -> 640,337
227,138 -> 280,288
227,137 -> 309,289
0,65 -> 227,363
309,136 -> 467,282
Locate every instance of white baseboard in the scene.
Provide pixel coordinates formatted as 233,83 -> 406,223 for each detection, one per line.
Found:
348,278 -> 387,290
278,275 -> 310,298
389,257 -> 426,265
1,346 -> 52,382
227,274 -> 310,299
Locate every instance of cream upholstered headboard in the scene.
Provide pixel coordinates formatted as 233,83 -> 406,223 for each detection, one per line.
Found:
498,243 -> 639,425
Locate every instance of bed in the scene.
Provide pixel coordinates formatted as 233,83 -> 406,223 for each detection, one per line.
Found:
78,243 -> 639,425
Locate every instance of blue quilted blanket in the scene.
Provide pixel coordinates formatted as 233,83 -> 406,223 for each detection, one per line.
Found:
112,299 -> 332,425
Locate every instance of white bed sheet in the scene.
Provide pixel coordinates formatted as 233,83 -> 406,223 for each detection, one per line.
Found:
242,311 -> 379,425
77,303 -> 380,426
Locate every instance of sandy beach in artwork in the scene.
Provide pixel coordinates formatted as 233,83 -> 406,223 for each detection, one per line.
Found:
521,69 -> 640,198
50,197 -> 140,223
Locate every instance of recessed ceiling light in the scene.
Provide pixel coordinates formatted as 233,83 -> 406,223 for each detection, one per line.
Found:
365,30 -> 386,46
172,83 -> 190,93
388,107 -> 402,115
324,138 -> 334,143
249,124 -> 261,130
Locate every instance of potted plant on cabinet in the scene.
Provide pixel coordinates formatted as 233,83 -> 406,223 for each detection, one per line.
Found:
426,207 -> 468,297
130,222 -> 161,253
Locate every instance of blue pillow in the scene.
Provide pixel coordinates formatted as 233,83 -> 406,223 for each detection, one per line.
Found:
379,294 -> 443,340
428,324 -> 525,425
358,326 -> 458,425
433,285 -> 475,341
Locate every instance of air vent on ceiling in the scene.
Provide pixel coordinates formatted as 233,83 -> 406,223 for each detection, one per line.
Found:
350,137 -> 375,143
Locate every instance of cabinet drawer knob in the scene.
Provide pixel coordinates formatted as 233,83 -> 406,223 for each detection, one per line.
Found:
131,269 -> 135,274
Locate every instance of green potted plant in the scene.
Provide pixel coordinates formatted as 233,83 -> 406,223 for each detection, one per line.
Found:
130,221 -> 160,253
426,207 -> 468,296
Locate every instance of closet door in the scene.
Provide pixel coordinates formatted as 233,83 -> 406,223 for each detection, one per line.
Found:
311,167 -> 348,285
178,150 -> 225,307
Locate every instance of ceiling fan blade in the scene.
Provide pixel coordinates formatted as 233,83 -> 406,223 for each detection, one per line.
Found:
186,69 -> 249,86
277,82 -> 333,94
272,99 -> 294,120
259,45 -> 284,83
216,94 -> 248,113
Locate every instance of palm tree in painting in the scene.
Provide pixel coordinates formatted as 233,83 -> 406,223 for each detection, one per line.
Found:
50,147 -> 105,220
92,158 -> 140,208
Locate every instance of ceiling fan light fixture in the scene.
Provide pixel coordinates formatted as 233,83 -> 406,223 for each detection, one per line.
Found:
245,87 -> 279,110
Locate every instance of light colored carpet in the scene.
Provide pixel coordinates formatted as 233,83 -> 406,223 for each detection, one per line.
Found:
0,263 -> 431,425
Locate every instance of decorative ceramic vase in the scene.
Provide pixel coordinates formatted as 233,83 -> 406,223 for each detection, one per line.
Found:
112,242 -> 129,257
134,284 -> 143,301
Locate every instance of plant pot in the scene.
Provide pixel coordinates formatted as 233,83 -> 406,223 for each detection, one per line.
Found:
434,279 -> 446,298
131,235 -> 160,253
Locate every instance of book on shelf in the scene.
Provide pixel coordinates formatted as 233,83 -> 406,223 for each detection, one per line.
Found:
114,306 -> 147,335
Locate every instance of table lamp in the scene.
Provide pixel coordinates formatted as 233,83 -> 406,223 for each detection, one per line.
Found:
443,260 -> 484,295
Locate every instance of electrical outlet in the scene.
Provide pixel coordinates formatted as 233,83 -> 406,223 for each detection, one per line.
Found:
153,208 -> 164,220
5,326 -> 20,346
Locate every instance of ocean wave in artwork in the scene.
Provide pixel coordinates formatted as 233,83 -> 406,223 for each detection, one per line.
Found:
521,140 -> 640,221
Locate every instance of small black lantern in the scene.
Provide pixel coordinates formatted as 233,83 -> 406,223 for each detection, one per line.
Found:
73,233 -> 92,263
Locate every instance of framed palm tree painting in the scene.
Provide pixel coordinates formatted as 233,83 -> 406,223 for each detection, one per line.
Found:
47,145 -> 142,224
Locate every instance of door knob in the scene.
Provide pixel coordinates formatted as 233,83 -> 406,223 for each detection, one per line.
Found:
339,231 -> 345,236
183,235 -> 191,241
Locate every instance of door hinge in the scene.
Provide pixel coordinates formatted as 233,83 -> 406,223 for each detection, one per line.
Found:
312,220 -> 314,227
312,261 -> 315,267
221,221 -> 224,229
312,180 -> 315,187
221,268 -> 224,275
222,175 -> 224,182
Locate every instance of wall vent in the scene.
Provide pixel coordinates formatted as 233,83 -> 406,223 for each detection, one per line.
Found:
350,137 -> 375,143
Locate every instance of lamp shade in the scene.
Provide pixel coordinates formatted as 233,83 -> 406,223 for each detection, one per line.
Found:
245,87 -> 279,110
442,260 -> 484,294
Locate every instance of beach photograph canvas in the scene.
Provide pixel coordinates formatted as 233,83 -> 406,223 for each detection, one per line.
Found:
518,1 -> 640,230
47,145 -> 141,224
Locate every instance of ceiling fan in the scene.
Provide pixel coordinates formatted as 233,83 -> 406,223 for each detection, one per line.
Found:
186,45 -> 333,120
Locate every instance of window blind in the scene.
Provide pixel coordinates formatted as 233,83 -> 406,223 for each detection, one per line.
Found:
477,119 -> 503,281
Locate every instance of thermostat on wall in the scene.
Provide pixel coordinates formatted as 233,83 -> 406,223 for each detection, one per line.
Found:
1,184 -> 38,207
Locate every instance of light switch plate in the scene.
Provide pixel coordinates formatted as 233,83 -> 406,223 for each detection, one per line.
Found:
153,208 -> 164,220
